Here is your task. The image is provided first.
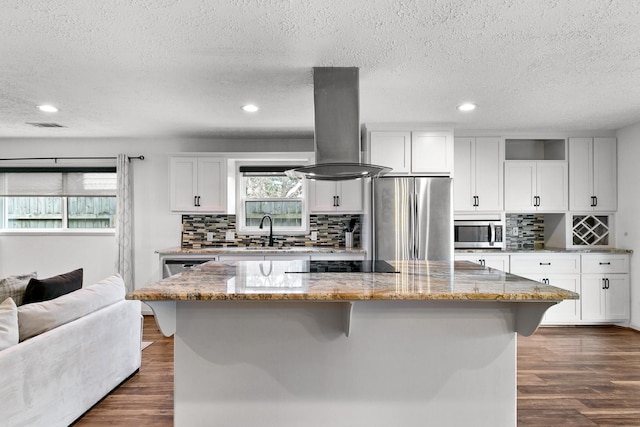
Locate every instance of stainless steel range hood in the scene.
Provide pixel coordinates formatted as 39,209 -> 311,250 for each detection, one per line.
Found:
287,67 -> 390,181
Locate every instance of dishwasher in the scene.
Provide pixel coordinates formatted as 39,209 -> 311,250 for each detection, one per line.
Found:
161,256 -> 218,278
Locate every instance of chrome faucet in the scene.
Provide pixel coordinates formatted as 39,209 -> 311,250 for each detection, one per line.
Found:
259,214 -> 274,247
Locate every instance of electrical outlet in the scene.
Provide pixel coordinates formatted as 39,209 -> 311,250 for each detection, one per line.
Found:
310,231 -> 318,241
207,232 -> 214,241
225,231 -> 235,241
511,227 -> 519,237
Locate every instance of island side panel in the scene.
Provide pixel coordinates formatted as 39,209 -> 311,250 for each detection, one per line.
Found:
174,300 -> 517,427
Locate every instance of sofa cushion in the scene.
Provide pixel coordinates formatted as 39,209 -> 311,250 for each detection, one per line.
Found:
0,297 -> 19,351
18,274 -> 125,342
0,272 -> 37,306
22,268 -> 83,305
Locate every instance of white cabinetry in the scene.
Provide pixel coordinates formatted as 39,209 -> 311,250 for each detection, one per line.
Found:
580,254 -> 629,322
454,137 -> 503,212
455,253 -> 509,272
510,253 -> 581,324
369,130 -> 453,175
504,161 -> 568,212
308,180 -> 363,213
569,137 -> 617,211
170,157 -> 226,213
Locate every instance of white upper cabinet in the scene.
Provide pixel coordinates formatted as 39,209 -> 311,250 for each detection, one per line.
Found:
170,156 -> 226,213
411,131 -> 453,174
369,130 -> 453,176
454,137 -> 503,212
569,137 -> 617,211
369,131 -> 411,174
309,179 -> 363,213
504,161 -> 567,212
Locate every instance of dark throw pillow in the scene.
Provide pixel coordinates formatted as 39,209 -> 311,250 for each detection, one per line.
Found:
22,268 -> 83,304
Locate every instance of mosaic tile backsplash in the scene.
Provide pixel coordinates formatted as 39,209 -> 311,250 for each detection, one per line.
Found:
182,214 -> 361,249
505,214 -> 545,250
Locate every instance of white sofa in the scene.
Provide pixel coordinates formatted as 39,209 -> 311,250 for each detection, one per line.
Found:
0,275 -> 142,427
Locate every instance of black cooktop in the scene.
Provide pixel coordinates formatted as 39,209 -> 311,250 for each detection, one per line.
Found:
286,260 -> 398,274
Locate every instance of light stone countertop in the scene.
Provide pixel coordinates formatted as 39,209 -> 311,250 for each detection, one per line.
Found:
156,246 -> 367,255
127,260 -> 579,302
455,248 -> 633,254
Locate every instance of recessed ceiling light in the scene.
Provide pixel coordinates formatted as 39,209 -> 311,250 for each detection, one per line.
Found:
37,104 -> 59,113
457,103 -> 477,112
242,104 -> 259,113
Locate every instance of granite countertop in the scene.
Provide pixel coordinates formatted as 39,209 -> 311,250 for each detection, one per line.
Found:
156,246 -> 367,255
127,260 -> 579,302
455,248 -> 633,254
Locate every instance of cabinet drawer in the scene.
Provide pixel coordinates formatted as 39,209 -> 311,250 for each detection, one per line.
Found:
581,254 -> 629,274
510,254 -> 580,274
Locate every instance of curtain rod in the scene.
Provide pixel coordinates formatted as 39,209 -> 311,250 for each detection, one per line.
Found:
0,155 -> 145,162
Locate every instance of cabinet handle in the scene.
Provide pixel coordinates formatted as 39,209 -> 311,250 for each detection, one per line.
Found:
605,278 -> 610,289
478,259 -> 485,267
336,196 -> 340,207
533,196 -> 541,207
599,262 -> 611,265
542,278 -> 549,285
197,196 -> 201,207
194,196 -> 201,207
591,196 -> 598,207
539,262 -> 551,266
473,196 -> 479,207
602,278 -> 610,290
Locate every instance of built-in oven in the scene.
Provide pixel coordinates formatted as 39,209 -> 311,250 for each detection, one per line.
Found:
454,220 -> 504,249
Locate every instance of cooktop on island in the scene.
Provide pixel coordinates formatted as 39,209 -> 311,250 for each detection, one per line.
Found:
286,260 -> 398,273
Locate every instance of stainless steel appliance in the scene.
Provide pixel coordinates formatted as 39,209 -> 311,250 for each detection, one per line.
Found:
372,177 -> 453,261
454,219 -> 504,249
161,256 -> 216,278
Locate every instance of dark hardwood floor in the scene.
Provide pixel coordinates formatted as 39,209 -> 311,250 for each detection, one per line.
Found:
74,317 -> 640,426
518,326 -> 640,426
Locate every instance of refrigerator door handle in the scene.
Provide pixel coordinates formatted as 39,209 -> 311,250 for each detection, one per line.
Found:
414,192 -> 419,259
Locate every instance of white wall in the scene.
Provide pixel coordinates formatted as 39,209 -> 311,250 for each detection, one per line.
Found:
0,136 -> 313,290
616,122 -> 640,329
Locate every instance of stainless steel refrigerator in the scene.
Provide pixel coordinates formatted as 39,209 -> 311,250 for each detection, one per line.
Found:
372,177 -> 453,261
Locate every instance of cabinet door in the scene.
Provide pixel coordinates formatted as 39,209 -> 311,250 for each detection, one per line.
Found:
197,158 -> 226,212
504,162 -> 536,211
592,137 -> 617,211
453,137 -> 475,211
455,254 -> 509,272
170,157 -> 198,212
370,131 -> 411,174
411,131 -> 453,174
474,137 -> 503,211
541,274 -> 581,324
308,181 -> 338,212
606,274 -> 629,321
336,180 -> 363,213
536,162 -> 568,212
569,137 -> 594,211
581,275 -> 606,321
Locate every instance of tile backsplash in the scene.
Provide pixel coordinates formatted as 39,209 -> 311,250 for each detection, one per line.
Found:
181,214 -> 361,249
505,214 -> 545,250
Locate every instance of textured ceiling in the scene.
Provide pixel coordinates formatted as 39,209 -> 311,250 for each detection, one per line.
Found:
1,0 -> 640,138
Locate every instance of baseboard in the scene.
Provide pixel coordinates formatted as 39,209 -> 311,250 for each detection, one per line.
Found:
629,322 -> 640,332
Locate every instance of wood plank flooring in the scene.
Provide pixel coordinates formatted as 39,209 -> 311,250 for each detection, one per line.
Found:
74,317 -> 640,426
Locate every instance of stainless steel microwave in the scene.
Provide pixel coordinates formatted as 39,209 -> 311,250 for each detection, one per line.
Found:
454,220 -> 504,249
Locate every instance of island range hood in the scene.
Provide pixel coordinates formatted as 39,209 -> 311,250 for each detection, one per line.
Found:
287,67 -> 390,181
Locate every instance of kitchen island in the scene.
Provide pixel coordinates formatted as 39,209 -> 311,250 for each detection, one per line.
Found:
128,260 -> 577,427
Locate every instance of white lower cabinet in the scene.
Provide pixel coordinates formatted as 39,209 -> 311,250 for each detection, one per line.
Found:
455,254 -> 509,272
509,254 -> 581,325
517,272 -> 581,324
580,254 -> 630,323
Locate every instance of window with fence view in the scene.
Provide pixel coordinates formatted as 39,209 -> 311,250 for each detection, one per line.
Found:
0,171 -> 117,230
240,166 -> 305,232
